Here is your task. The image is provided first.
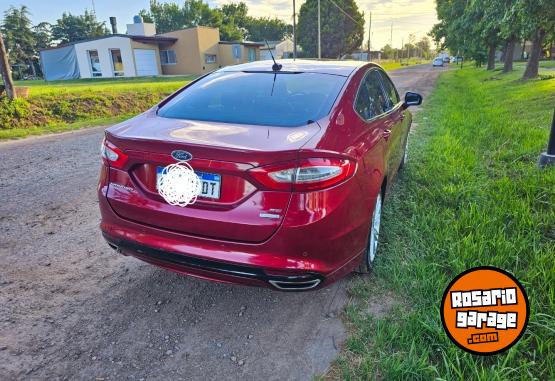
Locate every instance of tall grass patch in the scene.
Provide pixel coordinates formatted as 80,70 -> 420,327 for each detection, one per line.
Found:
332,67 -> 555,380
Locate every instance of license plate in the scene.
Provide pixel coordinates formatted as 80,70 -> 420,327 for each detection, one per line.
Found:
156,167 -> 221,199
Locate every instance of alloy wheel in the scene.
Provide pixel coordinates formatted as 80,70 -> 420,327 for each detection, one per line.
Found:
368,193 -> 382,265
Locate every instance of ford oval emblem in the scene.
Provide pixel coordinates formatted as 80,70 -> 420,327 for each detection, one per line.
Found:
171,150 -> 193,162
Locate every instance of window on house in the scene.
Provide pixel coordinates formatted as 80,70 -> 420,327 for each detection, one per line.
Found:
110,49 -> 124,77
232,45 -> 241,59
160,50 -> 177,65
247,48 -> 256,62
205,54 -> 217,64
88,50 -> 102,77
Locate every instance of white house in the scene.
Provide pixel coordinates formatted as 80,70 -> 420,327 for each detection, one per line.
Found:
259,39 -> 295,60
40,32 -> 177,81
39,17 -> 263,80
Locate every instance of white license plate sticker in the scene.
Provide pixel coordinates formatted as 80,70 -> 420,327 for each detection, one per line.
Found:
156,167 -> 221,199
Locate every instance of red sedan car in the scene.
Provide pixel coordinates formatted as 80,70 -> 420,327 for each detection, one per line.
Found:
98,60 -> 422,291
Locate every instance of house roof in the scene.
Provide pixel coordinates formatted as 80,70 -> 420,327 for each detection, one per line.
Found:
257,39 -> 293,50
39,34 -> 177,51
257,41 -> 280,49
218,41 -> 264,47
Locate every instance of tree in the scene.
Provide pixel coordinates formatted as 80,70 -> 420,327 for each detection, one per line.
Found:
297,0 -> 364,58
139,0 -> 244,41
518,0 -> 555,79
381,44 -> 394,59
33,22 -> 52,50
431,0 -> 521,69
430,0 -> 468,57
139,1 -> 185,34
497,1 -> 524,73
140,0 -> 291,42
244,17 -> 289,41
51,11 -> 109,44
1,6 -> 36,76
415,37 -> 431,59
474,0 -> 505,70
0,31 -> 15,99
221,2 -> 249,28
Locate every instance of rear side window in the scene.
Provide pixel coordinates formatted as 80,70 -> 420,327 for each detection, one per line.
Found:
354,70 -> 388,120
379,71 -> 400,110
158,71 -> 347,127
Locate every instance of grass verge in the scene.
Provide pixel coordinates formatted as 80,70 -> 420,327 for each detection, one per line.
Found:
377,59 -> 428,71
13,75 -> 197,97
328,65 -> 555,379
0,114 -> 134,140
0,77 -> 195,137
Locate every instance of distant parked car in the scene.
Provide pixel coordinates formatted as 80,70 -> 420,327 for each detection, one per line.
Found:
442,56 -> 450,64
453,56 -> 463,63
433,58 -> 444,67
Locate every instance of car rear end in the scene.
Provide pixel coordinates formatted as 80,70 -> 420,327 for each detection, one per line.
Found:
99,66 -> 369,290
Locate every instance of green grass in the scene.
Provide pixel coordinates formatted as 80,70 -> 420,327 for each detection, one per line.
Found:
13,75 -> 196,97
330,64 -> 555,379
0,114 -> 134,140
1,76 -> 197,135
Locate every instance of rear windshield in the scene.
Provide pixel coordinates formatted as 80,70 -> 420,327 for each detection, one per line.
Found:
158,71 -> 347,127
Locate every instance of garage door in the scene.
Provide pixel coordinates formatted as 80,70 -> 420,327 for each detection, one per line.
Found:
133,49 -> 159,76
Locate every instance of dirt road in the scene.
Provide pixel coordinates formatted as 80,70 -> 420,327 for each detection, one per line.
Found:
0,64 -> 445,380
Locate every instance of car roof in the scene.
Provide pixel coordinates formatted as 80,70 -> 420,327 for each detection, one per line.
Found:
218,59 -> 368,77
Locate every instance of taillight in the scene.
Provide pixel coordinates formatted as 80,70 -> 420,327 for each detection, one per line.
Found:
249,158 -> 356,191
100,138 -> 128,169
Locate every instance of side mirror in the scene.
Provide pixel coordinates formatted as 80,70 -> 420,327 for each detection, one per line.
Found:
404,92 -> 423,107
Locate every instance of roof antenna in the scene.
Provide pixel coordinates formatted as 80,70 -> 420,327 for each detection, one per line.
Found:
265,39 -> 282,71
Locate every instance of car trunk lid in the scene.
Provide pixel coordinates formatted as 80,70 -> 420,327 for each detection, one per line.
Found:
104,112 -> 320,243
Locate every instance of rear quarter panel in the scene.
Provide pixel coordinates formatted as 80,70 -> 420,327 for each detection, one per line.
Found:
306,65 -> 387,219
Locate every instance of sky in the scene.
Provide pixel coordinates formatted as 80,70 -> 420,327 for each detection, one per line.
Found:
3,0 -> 438,49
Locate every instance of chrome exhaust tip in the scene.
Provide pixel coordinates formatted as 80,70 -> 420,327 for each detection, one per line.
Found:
268,278 -> 322,291
107,242 -> 121,253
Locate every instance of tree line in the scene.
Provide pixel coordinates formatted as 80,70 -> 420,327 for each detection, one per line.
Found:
431,0 -> 555,79
138,0 -> 290,42
381,34 -> 433,60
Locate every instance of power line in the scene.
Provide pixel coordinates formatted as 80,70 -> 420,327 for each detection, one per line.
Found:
326,0 -> 365,26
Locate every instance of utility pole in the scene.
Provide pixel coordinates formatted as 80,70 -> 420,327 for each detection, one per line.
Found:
367,12 -> 372,61
317,0 -> 321,59
538,107 -> 555,167
401,37 -> 404,63
390,22 -> 393,47
0,31 -> 15,100
293,0 -> 297,59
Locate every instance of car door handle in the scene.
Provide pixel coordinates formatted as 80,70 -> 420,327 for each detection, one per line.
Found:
383,129 -> 392,140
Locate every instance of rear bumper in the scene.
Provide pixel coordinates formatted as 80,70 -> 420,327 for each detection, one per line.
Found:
98,166 -> 373,290
103,233 -> 325,290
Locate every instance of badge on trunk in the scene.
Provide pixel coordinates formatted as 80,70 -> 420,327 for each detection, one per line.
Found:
171,150 -> 193,161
